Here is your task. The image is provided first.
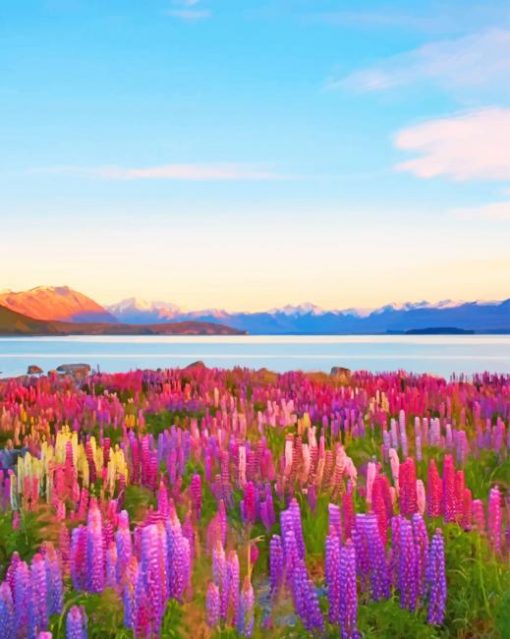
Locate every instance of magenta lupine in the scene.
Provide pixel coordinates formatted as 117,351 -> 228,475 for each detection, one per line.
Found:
488,486 -> 503,553
66,605 -> 88,639
398,518 -> 418,612
86,503 -> 105,593
426,529 -> 446,625
206,582 -> 220,628
339,539 -> 359,639
190,473 -> 202,520
269,534 -> 284,596
240,481 -> 256,525
472,499 -> 486,532
0,581 -> 15,639
325,531 -> 341,622
442,455 -> 456,523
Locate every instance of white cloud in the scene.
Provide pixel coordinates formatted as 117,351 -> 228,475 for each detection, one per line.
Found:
394,108 -> 510,181
452,201 -> 510,220
38,163 -> 284,181
332,29 -> 510,92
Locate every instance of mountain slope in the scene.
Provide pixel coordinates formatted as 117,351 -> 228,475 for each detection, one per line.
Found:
0,286 -> 117,323
0,305 -> 244,336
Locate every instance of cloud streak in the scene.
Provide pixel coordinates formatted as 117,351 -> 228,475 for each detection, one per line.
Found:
37,163 -> 286,181
331,29 -> 510,92
394,108 -> 510,181
166,0 -> 210,21
452,202 -> 510,221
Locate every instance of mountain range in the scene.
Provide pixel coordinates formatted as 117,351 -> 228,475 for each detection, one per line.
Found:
108,297 -> 510,334
1,287 -> 509,334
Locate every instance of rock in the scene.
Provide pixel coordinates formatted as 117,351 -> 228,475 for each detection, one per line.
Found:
330,366 -> 351,376
56,363 -> 91,378
184,361 -> 207,370
27,365 -> 43,375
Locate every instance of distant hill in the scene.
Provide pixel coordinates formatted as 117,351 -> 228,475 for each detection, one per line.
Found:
108,297 -> 510,334
0,286 -> 117,323
0,305 -> 244,336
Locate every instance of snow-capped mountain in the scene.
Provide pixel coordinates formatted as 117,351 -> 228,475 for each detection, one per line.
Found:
107,298 -> 181,323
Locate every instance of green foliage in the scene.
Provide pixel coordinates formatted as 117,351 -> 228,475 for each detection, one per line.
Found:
123,484 -> 156,524
357,598 -> 441,639
463,451 -> 510,498
161,600 -> 186,639
439,524 -> 510,638
0,507 -> 57,579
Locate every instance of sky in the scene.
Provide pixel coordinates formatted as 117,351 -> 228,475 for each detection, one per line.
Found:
1,0 -> 510,312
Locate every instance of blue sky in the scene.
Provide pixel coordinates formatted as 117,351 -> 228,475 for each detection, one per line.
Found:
1,0 -> 510,310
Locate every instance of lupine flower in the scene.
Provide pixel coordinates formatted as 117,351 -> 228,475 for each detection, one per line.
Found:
325,531 -> 341,622
86,502 -> 105,593
206,582 -> 220,628
488,486 -> 502,553
0,582 -> 15,639
339,540 -> 359,639
66,605 -> 88,639
269,535 -> 284,596
398,518 -> 418,612
426,529 -> 446,625
237,577 -> 255,637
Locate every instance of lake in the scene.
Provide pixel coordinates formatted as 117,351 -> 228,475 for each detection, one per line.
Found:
0,335 -> 509,378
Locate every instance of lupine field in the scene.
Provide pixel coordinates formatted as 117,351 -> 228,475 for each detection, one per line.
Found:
0,365 -> 509,639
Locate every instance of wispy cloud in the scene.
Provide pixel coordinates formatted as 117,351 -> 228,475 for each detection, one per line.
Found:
330,29 -> 510,92
452,201 -> 510,221
37,163 -> 286,181
166,0 -> 210,21
394,108 -> 510,181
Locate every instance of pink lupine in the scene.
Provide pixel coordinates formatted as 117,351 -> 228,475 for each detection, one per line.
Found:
488,486 -> 502,553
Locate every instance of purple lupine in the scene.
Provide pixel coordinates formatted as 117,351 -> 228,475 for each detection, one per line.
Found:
325,532 -> 341,622
289,499 -> 306,560
398,518 -> 418,612
0,581 -> 15,639
66,605 -> 88,639
328,503 -> 342,539
353,514 -> 370,584
42,543 -> 64,617
86,503 -> 105,593
365,513 -> 390,600
426,529 -> 447,625
70,526 -> 88,591
30,553 -> 49,636
227,551 -> 240,625
269,534 -> 284,596
412,513 -> 429,598
212,542 -> 229,622
115,510 -> 132,585
140,524 -> 165,632
488,486 -> 502,553
339,540 -> 359,639
206,582 -> 220,628
237,577 -> 255,637
14,560 -> 31,635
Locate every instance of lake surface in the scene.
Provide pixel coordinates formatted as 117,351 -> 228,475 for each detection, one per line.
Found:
0,335 -> 509,379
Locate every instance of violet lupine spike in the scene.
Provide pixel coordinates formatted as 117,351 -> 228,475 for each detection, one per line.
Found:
86,503 -> 105,593
115,510 -> 133,585
43,544 -> 64,617
206,582 -> 220,628
289,499 -> 306,560
0,581 -> 15,639
398,518 -> 418,612
66,605 -> 88,639
70,527 -> 87,591
237,576 -> 255,637
426,529 -> 447,625
325,532 -> 341,623
339,539 -> 359,639
212,542 -> 229,622
14,560 -> 31,635
30,553 -> 49,637
269,534 -> 284,596
412,513 -> 429,599
365,513 -> 390,601
141,524 -> 166,632
190,473 -> 202,520
227,550 -> 240,625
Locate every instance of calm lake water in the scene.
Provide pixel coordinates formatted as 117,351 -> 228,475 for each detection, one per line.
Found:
0,335 -> 509,379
